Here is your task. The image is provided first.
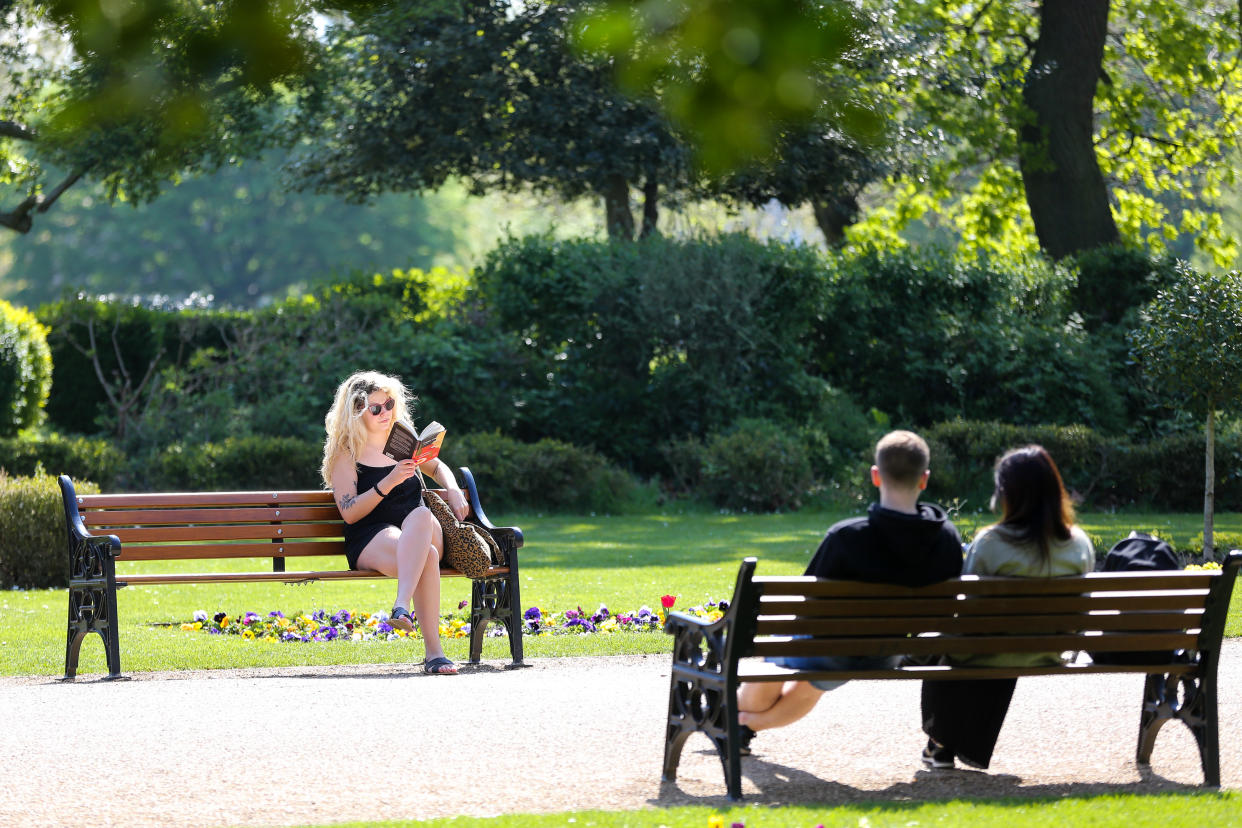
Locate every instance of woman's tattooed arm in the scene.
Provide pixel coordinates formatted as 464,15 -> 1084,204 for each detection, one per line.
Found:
337,486 -> 358,514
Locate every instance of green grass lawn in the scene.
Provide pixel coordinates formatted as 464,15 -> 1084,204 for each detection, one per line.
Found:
2,508 -> 1240,677
317,792 -> 1242,827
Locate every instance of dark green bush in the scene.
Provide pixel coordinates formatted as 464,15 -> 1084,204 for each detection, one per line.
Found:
473,234 -> 830,469
37,294 -> 234,436
700,418 -> 814,512
144,436 -> 323,492
0,299 -> 53,437
658,437 -> 708,498
923,420 -> 1242,513
814,248 -> 1127,432
445,431 -> 645,514
924,420 -> 1110,509
1070,244 -> 1176,331
0,472 -> 100,589
0,434 -> 126,488
1110,431 -> 1242,512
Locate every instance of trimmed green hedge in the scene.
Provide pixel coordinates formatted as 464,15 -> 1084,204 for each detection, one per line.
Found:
0,434 -> 126,488
445,431 -> 648,514
924,420 -> 1242,512
0,472 -> 100,589
141,436 -> 325,492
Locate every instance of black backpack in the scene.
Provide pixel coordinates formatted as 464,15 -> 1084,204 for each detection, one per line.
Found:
1090,532 -> 1182,665
1101,532 -> 1182,574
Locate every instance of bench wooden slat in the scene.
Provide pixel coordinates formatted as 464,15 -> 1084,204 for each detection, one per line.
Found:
754,571 -> 1218,596
750,631 -> 1199,659
78,490 -> 338,508
83,505 -> 344,526
757,592 -> 1209,618
119,541 -> 345,561
119,567 -> 509,586
736,660 -> 1201,682
755,610 -> 1204,637
106,522 -> 345,544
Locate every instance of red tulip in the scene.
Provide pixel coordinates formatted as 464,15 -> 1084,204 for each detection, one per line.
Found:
661,594 -> 676,609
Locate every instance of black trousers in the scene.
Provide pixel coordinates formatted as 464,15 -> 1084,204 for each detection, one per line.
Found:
921,678 -> 1019,768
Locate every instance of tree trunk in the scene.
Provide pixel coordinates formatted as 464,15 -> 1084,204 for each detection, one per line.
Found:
1018,0 -> 1120,259
812,193 -> 860,248
640,176 -> 659,239
1205,407 -> 1216,561
602,174 -> 635,241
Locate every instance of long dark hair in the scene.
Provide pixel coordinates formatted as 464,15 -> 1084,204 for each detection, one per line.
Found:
989,445 -> 1075,564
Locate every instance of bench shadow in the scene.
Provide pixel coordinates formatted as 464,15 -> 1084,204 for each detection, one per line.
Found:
47,662 -> 523,684
653,750 -> 1204,807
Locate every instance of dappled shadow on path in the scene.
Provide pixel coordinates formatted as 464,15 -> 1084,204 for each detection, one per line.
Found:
652,751 -> 1208,807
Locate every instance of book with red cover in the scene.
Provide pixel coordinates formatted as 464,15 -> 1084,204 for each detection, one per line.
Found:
382,420 -> 445,465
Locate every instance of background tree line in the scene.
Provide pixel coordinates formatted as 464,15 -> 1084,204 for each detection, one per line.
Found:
5,234 -> 1242,521
5,0 -> 1242,289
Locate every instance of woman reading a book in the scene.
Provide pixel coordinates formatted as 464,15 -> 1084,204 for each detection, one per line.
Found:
322,370 -> 469,675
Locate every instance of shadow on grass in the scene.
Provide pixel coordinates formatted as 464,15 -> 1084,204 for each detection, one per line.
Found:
654,751 -> 1217,807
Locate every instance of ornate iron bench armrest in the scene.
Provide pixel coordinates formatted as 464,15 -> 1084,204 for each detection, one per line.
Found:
665,609 -> 731,675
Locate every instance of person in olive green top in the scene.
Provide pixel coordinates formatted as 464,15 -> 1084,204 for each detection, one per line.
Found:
920,445 -> 1094,770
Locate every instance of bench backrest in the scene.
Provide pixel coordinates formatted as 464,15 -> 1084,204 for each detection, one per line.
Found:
68,489 -> 451,563
733,554 -> 1242,663
72,490 -> 348,562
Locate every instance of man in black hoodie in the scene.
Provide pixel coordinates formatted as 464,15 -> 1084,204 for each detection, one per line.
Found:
736,430 -> 963,744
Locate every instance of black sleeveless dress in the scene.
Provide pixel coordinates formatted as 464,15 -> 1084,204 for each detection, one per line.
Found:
342,462 -> 425,570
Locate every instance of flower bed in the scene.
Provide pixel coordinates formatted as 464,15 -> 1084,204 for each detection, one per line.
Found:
174,595 -> 727,643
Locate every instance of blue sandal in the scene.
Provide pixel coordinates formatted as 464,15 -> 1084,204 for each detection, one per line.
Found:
424,656 -> 458,675
389,606 -> 415,633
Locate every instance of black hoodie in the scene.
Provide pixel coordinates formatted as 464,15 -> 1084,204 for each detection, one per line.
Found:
805,502 -> 963,587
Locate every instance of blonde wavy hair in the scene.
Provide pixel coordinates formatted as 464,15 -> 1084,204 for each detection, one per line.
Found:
321,371 -> 415,488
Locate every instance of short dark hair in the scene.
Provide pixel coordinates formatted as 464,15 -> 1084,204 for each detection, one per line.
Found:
875,430 -> 930,488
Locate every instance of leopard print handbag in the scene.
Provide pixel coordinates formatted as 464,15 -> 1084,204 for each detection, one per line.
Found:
424,491 -> 502,578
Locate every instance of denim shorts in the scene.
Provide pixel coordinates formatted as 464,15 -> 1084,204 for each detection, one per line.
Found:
766,653 -> 900,692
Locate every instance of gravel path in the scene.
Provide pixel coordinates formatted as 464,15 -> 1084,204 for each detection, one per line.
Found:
2,643 -> 1241,827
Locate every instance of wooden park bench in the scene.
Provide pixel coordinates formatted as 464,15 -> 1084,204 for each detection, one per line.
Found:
58,467 -> 524,680
663,553 -> 1242,800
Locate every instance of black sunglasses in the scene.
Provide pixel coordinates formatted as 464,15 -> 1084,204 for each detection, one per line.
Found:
360,398 -> 395,416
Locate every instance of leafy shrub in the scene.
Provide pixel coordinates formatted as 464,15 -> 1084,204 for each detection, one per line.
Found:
814,248 -> 1127,432
0,299 -> 52,437
700,418 -> 814,512
144,436 -> 323,492
37,294 -> 233,436
0,472 -> 100,589
658,437 -> 708,497
1183,531 -> 1242,560
1111,431 -> 1242,512
1070,244 -> 1176,331
445,431 -> 645,514
474,234 -> 831,470
924,420 -> 1111,510
0,434 -> 125,488
103,268 -> 522,453
923,420 -> 1242,512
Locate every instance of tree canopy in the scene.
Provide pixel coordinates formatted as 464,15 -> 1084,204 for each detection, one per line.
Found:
290,0 -> 693,240
846,1 -> 1242,262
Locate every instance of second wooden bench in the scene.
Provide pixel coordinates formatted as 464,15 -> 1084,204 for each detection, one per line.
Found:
663,553 -> 1242,799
